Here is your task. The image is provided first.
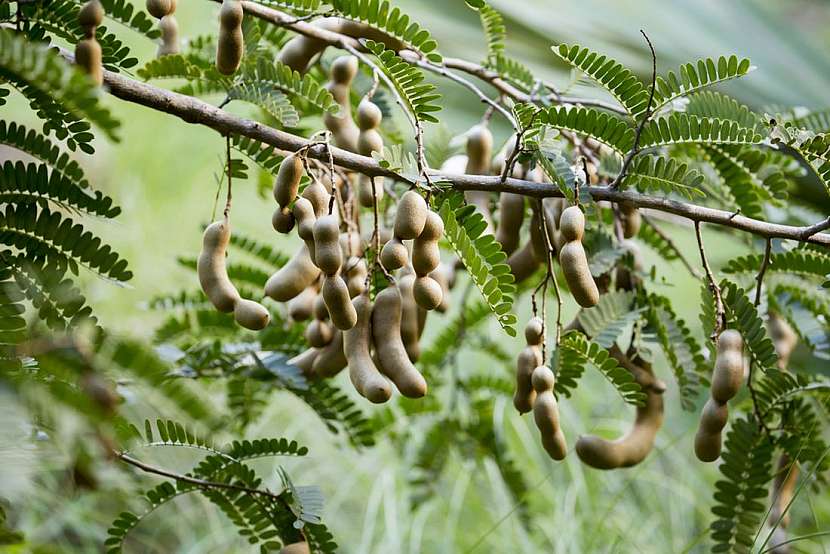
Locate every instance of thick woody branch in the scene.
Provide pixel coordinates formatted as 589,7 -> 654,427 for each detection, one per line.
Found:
83,57 -> 830,247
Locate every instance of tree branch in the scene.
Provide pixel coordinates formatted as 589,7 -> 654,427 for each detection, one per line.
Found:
694,221 -> 726,339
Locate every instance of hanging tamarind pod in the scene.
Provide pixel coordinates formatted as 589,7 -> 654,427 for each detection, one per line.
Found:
215,0 -> 244,75
76,0 -> 104,86
558,206 -> 600,308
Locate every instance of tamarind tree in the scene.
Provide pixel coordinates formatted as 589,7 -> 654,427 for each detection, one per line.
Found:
1,0 -> 829,552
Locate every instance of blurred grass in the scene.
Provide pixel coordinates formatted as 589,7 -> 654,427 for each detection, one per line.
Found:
3,1 -> 830,553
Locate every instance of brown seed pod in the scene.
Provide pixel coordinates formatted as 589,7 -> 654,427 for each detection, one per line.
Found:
272,207 -> 295,234
372,285 -> 427,398
198,220 -> 270,330
575,378 -> 664,469
507,241 -> 540,284
79,0 -> 104,30
322,275 -> 357,330
514,317 -> 543,414
287,285 -> 317,321
413,275 -> 442,311
287,348 -> 318,379
313,293 -> 329,321
345,294 -> 392,403
412,211 -> 443,275
274,153 -> 304,209
495,193 -> 525,255
75,38 -> 103,86
464,124 -> 495,233
264,244 -> 321,302
279,542 -> 310,554
619,201 -> 641,238
293,197 -> 316,244
305,318 -> 334,348
215,0 -> 244,75
313,215 -> 343,275
323,56 -> 360,152
344,256 -> 368,297
356,100 -> 385,208
157,15 -> 179,57
380,238 -> 408,271
146,0 -> 173,19
312,330 -> 347,377
532,365 -> 568,460
394,190 -> 428,240
558,206 -> 600,308
710,330 -> 744,403
302,181 -> 330,217
693,398 -> 729,462
398,273 -> 421,362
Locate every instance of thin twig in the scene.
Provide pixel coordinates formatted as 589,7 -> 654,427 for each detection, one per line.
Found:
539,200 -> 563,346
694,221 -> 725,339
641,213 -> 701,278
609,30 -> 657,190
223,135 -> 232,218
754,238 -> 773,306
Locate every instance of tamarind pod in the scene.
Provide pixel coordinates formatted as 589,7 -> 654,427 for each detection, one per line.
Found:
440,154 -> 469,174
694,398 -> 728,462
302,181 -> 330,217
417,306 -> 427,337
619,201 -> 641,238
357,99 -> 383,130
532,366 -> 568,460
358,175 -> 385,208
513,347 -> 541,414
312,330 -> 347,377
233,298 -> 270,330
323,56 -> 360,152
264,244 -> 320,302
357,130 -> 384,156
495,193 -> 525,255
339,232 -> 362,258
274,153 -> 303,208
292,198 -> 315,243
215,0 -> 244,75
465,124 -> 493,175
288,348 -> 319,379
560,241 -> 600,308
413,275 -> 442,311
380,238 -> 408,271
769,313 -> 798,369
276,35 -> 325,73
146,0 -> 173,19
272,207 -> 295,234
575,382 -> 664,469
75,39 -> 103,86
525,317 -> 544,345
287,286 -> 317,321
157,15 -> 179,57
79,0 -> 104,30
770,455 -> 798,530
198,220 -> 240,313
398,273 -> 421,362
429,262 -> 454,313
559,206 -> 586,242
313,293 -> 329,321
711,330 -> 744,403
412,210 -> 444,276
305,319 -> 334,348
372,286 -> 427,398
344,294 -> 392,403
345,257 -> 368,298
279,542 -> 310,554
322,275 -> 357,330
313,215 -> 343,274
393,190 -> 428,240
507,241 -> 540,284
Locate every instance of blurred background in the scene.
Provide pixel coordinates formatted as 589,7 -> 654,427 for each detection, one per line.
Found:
2,1 -> 829,552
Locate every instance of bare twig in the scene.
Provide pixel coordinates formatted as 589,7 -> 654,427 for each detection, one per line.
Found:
223,135 -> 232,218
641,213 -> 702,278
754,238 -> 773,306
694,221 -> 726,339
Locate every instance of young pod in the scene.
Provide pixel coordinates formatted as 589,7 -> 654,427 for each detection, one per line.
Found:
413,275 -> 442,311
274,154 -> 304,209
398,273 -> 421,362
693,398 -> 729,462
146,0 -> 174,18
394,190 -> 428,240
464,124 -> 495,234
372,285 -> 428,398
558,206 -> 600,308
322,275 -> 357,330
312,330 -> 347,377
287,286 -> 317,321
215,0 -> 244,75
288,348 -> 318,379
323,56 -> 360,152
75,38 -> 103,86
532,366 -> 567,460
272,207 -> 295,234
79,0 -> 104,30
313,215 -> 343,275
233,298 -> 270,331
157,15 -> 180,57
380,238 -> 409,271
344,294 -> 392,403
514,317 -> 543,414
495,193 -> 525,255
305,318 -> 334,348
264,244 -> 320,302
711,330 -> 744,403
619,202 -> 641,238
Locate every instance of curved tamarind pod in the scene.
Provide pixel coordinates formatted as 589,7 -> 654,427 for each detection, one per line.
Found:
322,275 -> 357,330
274,153 -> 303,209
514,317 -> 543,414
146,0 -> 173,18
440,154 -> 469,174
710,330 -> 744,403
429,262 -> 455,313
198,220 -> 241,312
292,197 -> 315,245
323,56 -> 360,152
345,256 -> 368,297
398,273 -> 421,362
373,286 -> 427,398
313,215 -> 343,275
264,244 -> 320,302
233,298 -> 270,330
356,99 -> 385,207
345,294 -> 392,403
305,318 -> 334,348
312,330 -> 347,377
279,542 -> 310,554
302,181 -> 329,217
288,348 -> 318,379
507,241 -> 540,284
619,201 -> 641,239
380,238 -> 409,271
532,366 -> 568,460
412,211 -> 443,274
464,124 -> 494,233
313,293 -> 329,320
157,15 -> 179,57
272,207 -> 295,234
75,39 -> 104,86
575,378 -> 664,469
394,190 -> 428,240
413,275 -> 442,311
693,398 -> 728,462
495,193 -> 525,255
215,0 -> 244,75
287,285 -> 317,321
559,206 -> 599,308
769,313 -> 798,369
